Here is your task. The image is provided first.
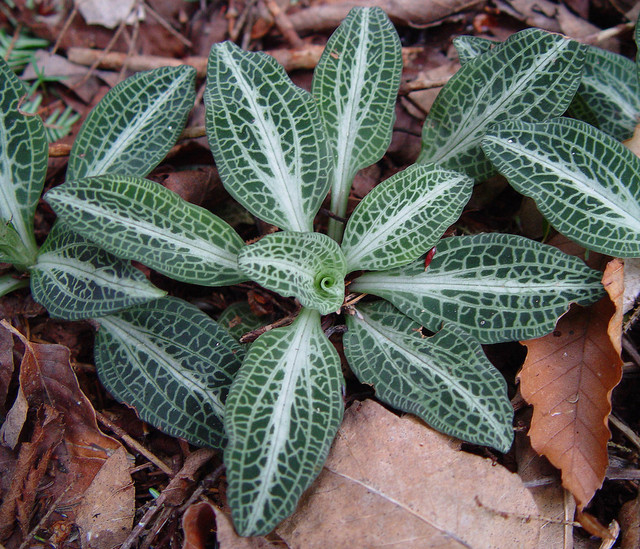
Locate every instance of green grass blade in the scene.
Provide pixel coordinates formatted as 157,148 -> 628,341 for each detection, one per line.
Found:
341,164 -> 472,272
205,41 -> 331,232
225,308 -> 344,535
345,300 -> 513,452
68,65 -> 196,179
419,28 -> 585,180
312,7 -> 402,240
350,234 -> 604,344
238,232 -> 346,314
482,118 -> 640,257
95,297 -> 244,448
45,175 -> 247,286
30,222 -> 165,320
0,57 -> 47,261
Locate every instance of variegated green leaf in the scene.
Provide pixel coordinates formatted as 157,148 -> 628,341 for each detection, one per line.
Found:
350,234 -> 604,344
45,175 -> 247,286
418,28 -> 585,180
238,232 -> 346,314
312,7 -> 402,240
341,164 -> 472,272
569,46 -> 640,141
344,300 -> 513,452
217,301 -> 267,343
95,297 -> 244,448
68,66 -> 196,179
205,42 -> 331,232
30,222 -> 165,320
0,57 -> 47,262
453,35 -> 497,64
225,307 -> 344,536
0,273 -> 28,298
482,118 -> 640,257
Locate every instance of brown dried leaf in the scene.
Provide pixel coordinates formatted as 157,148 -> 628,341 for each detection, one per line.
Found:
0,321 -> 122,521
0,326 -> 13,415
214,506 -> 278,549
519,260 -> 624,510
0,406 -> 64,540
182,501 -> 216,549
277,400 -> 541,548
75,446 -> 135,549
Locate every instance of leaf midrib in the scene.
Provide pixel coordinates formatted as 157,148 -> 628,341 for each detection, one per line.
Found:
98,316 -> 226,417
357,311 -> 508,442
219,47 -> 307,232
53,193 -> 238,269
80,70 -> 190,177
436,35 -> 572,163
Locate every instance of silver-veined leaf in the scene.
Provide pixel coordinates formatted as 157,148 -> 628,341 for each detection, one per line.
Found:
238,232 -> 346,314
344,300 -> 513,452
569,45 -> 640,141
95,297 -> 244,448
350,234 -> 604,344
453,35 -> 498,64
45,174 -> 247,286
0,220 -> 32,267
341,163 -> 472,272
30,222 -> 165,320
312,7 -> 402,240
482,118 -> 640,257
205,41 -> 331,232
67,65 -> 196,179
418,28 -> 585,180
0,57 -> 47,262
225,307 -> 344,536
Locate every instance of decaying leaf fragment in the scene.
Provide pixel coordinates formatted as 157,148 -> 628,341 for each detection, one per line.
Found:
277,399 -> 541,548
519,259 -> 624,510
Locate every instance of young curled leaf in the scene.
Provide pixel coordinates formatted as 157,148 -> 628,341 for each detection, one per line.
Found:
238,232 -> 347,314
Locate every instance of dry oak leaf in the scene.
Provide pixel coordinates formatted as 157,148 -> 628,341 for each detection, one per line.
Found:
75,446 -> 134,549
210,505 -> 278,549
276,399 -> 541,549
518,259 -> 624,511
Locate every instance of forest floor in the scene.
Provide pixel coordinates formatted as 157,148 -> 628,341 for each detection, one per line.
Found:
1,1 -> 640,548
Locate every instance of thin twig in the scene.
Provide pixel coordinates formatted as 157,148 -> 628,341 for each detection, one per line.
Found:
4,22 -> 22,64
609,414 -> 640,454
239,309 -> 300,343
95,410 -> 173,476
264,0 -> 303,48
144,1 -> 193,48
18,482 -> 75,549
51,5 -> 78,56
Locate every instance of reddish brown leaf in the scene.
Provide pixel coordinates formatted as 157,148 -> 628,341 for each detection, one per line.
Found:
0,321 -> 122,526
0,326 -> 13,415
0,406 -> 64,540
182,501 -> 216,549
519,260 -> 624,509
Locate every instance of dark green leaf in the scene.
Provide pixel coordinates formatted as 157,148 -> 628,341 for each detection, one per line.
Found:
350,234 -> 604,343
30,222 -> 165,320
68,65 -> 196,179
95,297 -> 244,448
344,300 -> 513,452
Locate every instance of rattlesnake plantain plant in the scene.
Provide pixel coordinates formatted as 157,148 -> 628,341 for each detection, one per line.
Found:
4,6 -> 639,537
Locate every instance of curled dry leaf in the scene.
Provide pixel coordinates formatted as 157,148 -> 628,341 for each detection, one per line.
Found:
519,259 -> 624,510
277,399 -> 540,548
213,505 -> 280,549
